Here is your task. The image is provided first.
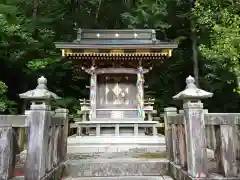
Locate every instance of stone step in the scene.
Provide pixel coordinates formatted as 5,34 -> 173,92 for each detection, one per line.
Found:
68,136 -> 166,153
68,145 -> 166,153
63,176 -> 173,180
65,158 -> 169,177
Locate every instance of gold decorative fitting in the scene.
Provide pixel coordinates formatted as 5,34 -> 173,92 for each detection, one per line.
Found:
136,49 -> 151,54
109,49 -> 124,54
168,49 -> 172,57
84,50 -> 99,54
61,49 -> 65,56
65,52 -> 169,57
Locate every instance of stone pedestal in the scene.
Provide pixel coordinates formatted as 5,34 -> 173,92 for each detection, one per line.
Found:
173,75 -> 213,178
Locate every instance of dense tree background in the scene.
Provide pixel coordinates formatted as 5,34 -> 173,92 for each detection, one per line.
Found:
0,0 -> 239,115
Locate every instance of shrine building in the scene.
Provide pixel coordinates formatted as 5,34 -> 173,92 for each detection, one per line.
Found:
55,29 -> 178,153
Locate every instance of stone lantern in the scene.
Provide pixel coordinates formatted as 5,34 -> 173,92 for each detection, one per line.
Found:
173,75 -> 213,178
19,76 -> 60,110
173,75 -> 213,102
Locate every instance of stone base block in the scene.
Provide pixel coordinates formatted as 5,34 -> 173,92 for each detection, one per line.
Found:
67,136 -> 166,153
65,158 -> 169,177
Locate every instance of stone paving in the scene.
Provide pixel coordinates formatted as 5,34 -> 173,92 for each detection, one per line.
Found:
14,148 -> 220,179
66,148 -> 172,179
63,176 -> 173,180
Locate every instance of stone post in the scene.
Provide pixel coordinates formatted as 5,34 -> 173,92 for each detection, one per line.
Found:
134,124 -> 139,136
115,124 -> 120,136
0,125 -> 16,180
55,108 -> 69,161
164,107 -> 177,161
173,76 -> 213,178
19,76 -> 60,180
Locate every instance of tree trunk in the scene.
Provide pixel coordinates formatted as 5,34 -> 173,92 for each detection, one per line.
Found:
191,19 -> 199,87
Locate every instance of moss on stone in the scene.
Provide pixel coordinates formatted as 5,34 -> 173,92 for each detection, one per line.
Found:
137,152 -> 167,158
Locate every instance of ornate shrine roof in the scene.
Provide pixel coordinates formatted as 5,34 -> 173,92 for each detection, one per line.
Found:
54,29 -> 179,68
55,29 -> 178,51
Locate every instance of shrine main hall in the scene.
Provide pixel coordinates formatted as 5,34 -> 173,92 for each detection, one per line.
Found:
55,29 -> 178,153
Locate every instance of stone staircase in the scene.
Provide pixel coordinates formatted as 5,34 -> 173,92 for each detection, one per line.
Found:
14,149 -> 174,180
62,149 -> 174,180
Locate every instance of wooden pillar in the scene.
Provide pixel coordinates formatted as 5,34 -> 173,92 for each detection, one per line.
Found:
137,66 -> 145,119
89,66 -> 97,120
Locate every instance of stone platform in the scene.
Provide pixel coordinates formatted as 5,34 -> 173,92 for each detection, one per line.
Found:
67,135 -> 166,153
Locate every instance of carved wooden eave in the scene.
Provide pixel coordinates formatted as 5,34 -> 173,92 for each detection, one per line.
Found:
55,29 -> 179,68
84,68 -> 149,74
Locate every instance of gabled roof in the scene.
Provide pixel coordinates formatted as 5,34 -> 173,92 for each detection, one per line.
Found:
55,29 -> 178,49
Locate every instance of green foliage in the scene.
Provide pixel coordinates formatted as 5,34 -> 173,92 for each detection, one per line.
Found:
53,97 -> 80,116
0,0 -> 239,115
0,81 -> 16,114
121,0 -> 170,31
194,0 -> 240,85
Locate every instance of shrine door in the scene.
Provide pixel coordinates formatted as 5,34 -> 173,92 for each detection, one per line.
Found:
97,74 -> 137,109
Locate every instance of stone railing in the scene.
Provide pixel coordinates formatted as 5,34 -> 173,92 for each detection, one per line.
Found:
71,120 -> 161,136
144,98 -> 157,121
77,98 -> 157,121
164,75 -> 240,180
0,76 -> 69,180
78,99 -> 90,121
165,108 -> 240,179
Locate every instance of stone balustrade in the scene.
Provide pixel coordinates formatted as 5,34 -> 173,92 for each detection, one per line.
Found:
77,98 -> 157,121
164,75 -> 240,180
0,76 -> 69,180
165,108 -> 240,179
71,120 -> 163,136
